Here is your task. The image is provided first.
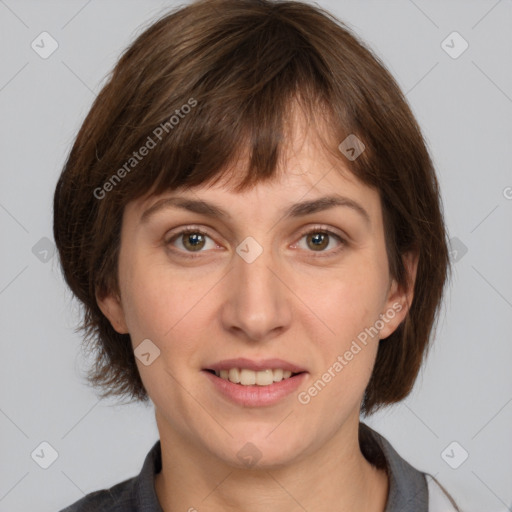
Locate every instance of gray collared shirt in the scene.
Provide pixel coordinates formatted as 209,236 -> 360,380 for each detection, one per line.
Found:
59,423 -> 449,511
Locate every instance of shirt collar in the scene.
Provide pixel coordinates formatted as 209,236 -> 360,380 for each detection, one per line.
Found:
134,439 -> 164,511
359,422 -> 428,511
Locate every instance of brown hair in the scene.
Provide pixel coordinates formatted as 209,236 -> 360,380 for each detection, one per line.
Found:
53,0 -> 451,414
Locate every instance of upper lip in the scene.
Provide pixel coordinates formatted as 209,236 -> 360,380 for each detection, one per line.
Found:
205,358 -> 307,373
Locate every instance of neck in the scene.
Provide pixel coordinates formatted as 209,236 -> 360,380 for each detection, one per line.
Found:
154,413 -> 389,512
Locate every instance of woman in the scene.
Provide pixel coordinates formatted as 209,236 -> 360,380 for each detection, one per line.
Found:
54,0 -> 459,510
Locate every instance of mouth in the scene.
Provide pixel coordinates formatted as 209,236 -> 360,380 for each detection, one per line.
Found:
204,368 -> 305,386
202,358 -> 308,406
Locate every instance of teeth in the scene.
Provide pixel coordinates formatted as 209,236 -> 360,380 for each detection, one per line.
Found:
255,369 -> 273,386
240,368 -> 256,385
273,368 -> 283,382
228,368 -> 240,383
214,368 -> 297,386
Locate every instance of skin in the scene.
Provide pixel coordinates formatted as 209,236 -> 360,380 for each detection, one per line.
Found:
98,108 -> 418,512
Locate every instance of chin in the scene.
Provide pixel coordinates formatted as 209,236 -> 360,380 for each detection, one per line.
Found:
211,429 -> 310,470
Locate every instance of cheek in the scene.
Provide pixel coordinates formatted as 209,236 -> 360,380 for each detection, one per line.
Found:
304,263 -> 388,342
295,256 -> 388,401
118,250 -> 176,340
119,255 -> 213,357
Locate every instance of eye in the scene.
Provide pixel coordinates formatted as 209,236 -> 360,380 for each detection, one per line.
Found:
165,225 -> 346,257
165,227 -> 218,254
294,226 -> 346,255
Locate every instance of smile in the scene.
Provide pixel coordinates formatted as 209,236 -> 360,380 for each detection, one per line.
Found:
213,368 -> 297,386
204,370 -> 307,407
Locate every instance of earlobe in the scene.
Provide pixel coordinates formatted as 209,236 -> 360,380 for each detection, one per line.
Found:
96,289 -> 129,334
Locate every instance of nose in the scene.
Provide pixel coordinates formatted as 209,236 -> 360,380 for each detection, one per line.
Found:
220,240 -> 293,343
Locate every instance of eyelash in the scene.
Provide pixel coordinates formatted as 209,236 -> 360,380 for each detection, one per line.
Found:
164,225 -> 347,258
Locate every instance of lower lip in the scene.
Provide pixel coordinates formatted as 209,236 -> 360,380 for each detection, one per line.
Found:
203,370 -> 307,407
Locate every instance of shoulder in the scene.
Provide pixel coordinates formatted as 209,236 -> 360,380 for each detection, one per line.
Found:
57,439 -> 162,512
58,439 -> 162,512
58,476 -> 137,512
359,422 -> 460,512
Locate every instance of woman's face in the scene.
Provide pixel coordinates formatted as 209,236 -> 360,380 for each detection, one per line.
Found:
98,119 -> 415,469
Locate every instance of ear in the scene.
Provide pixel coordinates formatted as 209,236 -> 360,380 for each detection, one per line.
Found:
378,251 -> 419,340
96,288 -> 129,334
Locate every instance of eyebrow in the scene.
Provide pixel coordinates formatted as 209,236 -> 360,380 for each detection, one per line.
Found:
140,194 -> 371,226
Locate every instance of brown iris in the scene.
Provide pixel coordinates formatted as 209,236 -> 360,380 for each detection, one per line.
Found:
307,232 -> 329,251
182,232 -> 206,251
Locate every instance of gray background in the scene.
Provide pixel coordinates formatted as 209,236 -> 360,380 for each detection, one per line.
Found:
0,0 -> 511,510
